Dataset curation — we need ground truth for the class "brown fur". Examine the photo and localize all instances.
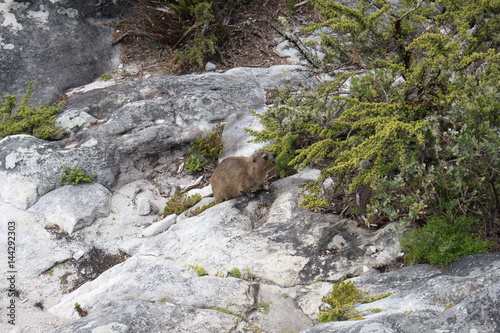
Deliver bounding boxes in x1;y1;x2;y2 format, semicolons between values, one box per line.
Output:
210;151;276;201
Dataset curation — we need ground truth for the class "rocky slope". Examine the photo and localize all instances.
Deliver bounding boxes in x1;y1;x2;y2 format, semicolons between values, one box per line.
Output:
1;1;499;333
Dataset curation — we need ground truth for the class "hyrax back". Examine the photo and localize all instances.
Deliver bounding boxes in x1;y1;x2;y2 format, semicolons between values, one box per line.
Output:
210;150;276;201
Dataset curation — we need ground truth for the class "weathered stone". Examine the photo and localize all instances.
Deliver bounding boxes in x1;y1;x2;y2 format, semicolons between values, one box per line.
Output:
301;253;500;333
0;202;72;277
29;183;112;234
53;300;240;333
55;108;98;137
142;214;177;237
244;284;314;332
0;0;122;105
0;134;118;209
49;256;258;321
220;111;265;159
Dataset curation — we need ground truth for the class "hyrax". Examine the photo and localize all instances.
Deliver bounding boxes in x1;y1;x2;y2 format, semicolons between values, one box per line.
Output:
210;151;277;201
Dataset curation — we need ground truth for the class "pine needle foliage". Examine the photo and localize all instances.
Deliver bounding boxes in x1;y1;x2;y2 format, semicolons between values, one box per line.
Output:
0;82;62;140
318;280;392;322
250;0;500;233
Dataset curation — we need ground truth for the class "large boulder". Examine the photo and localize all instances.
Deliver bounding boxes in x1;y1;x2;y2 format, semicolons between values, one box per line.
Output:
302;253;500;333
0;0;122;105
29;183;112;234
0;201;72;278
53;300;241;333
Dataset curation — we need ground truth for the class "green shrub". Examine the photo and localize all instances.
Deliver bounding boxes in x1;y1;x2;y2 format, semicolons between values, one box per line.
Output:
249;0;500;237
173;1;217;67
185;124;224;172
59;164;97;185
121;0;241;69
188;264;208;276
0;82;62;140
299;194;329;212
229;267;241;278
162;192;202;216
400;215;493;267
318;280;392;322
185;155;206;172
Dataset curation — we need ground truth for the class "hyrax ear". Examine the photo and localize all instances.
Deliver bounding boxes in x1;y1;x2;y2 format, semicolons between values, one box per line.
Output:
252;156;257;163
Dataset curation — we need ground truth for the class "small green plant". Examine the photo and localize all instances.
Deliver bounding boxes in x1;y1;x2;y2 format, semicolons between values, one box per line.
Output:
257;302;271;315
188;264;208;276
59;164;97;185
185;124;224;172
185;156;206;172
318;280;392;323
299;194;329;212
74;302;88;317
400;215;493;267
101;73;112;81
122;1;238;70
0;81;62;140
162;192;202;216
214;271;225;278
242;268;257;281
185;200;217;217
229;267;241;278
173;2;217;67
211;307;246;320
286;0;297;13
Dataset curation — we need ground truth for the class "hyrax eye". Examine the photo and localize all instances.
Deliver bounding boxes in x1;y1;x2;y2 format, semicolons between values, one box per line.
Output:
263;155;268;161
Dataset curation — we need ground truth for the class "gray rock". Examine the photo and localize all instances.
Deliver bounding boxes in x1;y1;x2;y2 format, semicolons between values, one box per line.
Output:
142;214;176;237
0;134;118;209
54;300;240;333
301;253;500;333
49;256;258;320
220;111;265;159
29;183;112;234
205;61;217;71
0;0;121;105
0;201;72;277
55;108;98;137
246;284;314;332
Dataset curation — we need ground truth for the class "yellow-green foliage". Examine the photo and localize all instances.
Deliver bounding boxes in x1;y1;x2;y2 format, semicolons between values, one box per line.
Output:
162;192;202;216
186;124;224;172
299;194;328;212
185;200;217;217
125;1;237;70
173;2;217;67
59;164;97;185
250;0;500;232
188;264;208;276
319;280;392;322
0;82;62;140
229;267;241;278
